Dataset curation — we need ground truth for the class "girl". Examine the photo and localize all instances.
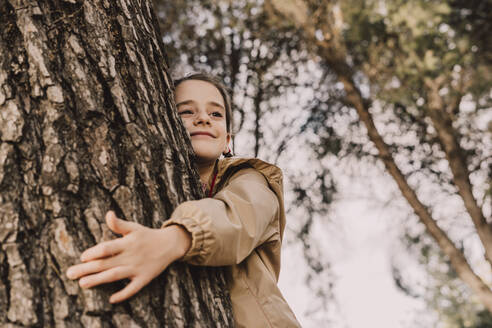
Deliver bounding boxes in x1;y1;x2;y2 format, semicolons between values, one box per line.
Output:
66;73;300;327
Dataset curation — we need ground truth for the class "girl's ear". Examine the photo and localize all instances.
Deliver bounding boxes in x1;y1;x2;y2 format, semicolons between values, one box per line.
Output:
223;133;232;154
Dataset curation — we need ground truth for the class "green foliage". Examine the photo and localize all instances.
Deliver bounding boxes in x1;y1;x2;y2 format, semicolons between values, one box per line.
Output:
328;0;492;196
342;0;490;110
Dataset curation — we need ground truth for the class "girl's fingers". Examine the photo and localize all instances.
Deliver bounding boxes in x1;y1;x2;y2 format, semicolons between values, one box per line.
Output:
106;211;141;235
78;266;130;289
67;258;118;279
109;277;146;303
80;238;125;262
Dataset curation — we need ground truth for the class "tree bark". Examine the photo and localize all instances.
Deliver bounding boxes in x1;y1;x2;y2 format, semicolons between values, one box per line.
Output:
0;0;233;326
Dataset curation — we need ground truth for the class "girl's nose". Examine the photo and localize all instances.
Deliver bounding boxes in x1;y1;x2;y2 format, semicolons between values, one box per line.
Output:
194;109;211;125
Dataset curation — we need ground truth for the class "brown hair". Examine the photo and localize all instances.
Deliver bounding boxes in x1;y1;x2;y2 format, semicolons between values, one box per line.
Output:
174;72;234;134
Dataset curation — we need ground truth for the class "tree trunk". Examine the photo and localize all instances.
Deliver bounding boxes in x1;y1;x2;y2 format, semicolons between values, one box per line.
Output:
0;0;234;326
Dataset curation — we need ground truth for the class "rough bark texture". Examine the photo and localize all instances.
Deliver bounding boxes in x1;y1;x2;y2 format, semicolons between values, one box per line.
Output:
266;0;492;313
0;0;233;326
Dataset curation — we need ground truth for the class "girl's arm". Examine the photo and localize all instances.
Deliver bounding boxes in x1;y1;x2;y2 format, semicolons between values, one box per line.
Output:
66;167;280;302
162;167;280;266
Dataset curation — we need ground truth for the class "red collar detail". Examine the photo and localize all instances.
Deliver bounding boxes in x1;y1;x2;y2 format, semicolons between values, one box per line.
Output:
208;171;218;197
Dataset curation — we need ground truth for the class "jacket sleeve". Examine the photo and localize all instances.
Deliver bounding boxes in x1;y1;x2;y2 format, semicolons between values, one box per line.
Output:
161;167;280;266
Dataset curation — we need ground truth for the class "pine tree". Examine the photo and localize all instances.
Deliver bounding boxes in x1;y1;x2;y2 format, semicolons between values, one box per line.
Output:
0;0;233;326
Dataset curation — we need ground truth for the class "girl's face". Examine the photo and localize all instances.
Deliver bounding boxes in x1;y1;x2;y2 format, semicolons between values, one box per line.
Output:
175;80;231;163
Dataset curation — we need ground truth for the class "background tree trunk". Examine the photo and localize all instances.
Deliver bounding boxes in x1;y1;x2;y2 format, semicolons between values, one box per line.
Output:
0;0;234;326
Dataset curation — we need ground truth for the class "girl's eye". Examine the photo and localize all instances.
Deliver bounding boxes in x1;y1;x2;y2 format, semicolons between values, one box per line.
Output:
211;111;223;118
178;109;193;115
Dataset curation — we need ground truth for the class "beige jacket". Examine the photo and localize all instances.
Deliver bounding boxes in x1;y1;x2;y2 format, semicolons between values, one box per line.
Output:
162;158;301;327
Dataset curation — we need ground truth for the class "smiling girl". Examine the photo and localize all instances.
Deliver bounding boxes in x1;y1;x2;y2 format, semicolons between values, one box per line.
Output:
66;73;300;327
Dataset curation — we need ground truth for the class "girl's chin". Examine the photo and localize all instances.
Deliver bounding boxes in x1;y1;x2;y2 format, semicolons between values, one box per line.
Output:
193;152;222;164
191;144;224;162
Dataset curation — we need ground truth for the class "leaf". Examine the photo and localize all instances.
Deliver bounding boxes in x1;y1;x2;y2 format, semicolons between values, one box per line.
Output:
423;50;438;71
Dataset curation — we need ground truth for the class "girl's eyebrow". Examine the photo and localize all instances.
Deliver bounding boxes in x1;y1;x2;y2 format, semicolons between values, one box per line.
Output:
208;101;225;110
176;100;194;107
176;99;225;110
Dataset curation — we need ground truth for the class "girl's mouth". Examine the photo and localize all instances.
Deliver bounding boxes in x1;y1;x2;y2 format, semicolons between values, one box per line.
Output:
191;132;215;138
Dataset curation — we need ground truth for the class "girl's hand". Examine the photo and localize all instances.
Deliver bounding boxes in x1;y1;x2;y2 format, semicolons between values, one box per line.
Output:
66;211;191;303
